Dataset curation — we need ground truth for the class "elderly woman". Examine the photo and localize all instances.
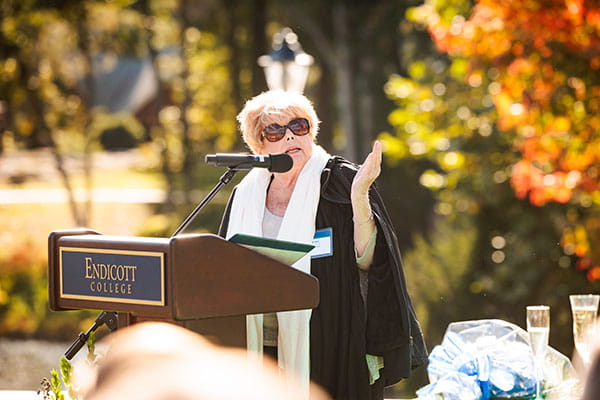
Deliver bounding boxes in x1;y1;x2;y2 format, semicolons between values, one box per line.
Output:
219;90;427;400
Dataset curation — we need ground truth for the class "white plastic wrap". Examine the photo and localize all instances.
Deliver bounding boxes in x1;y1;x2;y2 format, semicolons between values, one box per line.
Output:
416;319;581;400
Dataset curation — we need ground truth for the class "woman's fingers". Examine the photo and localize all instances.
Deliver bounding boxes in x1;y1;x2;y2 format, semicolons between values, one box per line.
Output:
352;141;382;194
362;141;382;179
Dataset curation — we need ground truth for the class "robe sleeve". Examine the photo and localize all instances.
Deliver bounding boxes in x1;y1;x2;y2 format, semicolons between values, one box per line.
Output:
365;210;407;354
366;187;429;384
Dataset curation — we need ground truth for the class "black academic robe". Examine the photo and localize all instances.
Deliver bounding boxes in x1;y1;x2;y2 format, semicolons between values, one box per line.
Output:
219;156;428;400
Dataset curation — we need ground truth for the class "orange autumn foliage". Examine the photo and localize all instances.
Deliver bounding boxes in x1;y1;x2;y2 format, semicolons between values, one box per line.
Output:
413;0;600;280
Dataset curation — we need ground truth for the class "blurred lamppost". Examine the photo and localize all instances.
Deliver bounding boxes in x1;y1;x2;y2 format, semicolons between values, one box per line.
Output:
258;27;313;93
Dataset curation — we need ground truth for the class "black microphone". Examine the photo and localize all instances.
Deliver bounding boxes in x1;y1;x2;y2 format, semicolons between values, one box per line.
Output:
205;153;293;173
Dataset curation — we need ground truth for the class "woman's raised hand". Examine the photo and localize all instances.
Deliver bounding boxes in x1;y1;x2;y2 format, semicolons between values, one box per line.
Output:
351;141;382;197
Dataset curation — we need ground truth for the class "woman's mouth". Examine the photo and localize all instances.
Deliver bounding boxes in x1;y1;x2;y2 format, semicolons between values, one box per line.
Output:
285;147;302;155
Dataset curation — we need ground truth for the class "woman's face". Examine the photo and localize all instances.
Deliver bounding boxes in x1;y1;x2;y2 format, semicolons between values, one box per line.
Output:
258;117;314;176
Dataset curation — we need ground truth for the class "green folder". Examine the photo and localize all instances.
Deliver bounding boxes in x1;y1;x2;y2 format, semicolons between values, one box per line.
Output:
228;233;315;266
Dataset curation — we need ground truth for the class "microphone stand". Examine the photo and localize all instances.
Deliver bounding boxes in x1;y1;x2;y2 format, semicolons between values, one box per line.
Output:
171;168;238;237
64;311;118;360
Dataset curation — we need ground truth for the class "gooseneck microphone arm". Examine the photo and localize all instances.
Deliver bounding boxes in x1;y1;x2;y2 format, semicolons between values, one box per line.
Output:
171;168;238;237
64;311;118;360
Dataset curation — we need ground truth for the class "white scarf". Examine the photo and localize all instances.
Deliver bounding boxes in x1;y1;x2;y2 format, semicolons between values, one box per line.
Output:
225;144;331;397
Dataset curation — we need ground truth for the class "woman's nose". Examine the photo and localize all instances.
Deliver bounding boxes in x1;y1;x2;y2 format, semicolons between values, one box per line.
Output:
285;127;295;140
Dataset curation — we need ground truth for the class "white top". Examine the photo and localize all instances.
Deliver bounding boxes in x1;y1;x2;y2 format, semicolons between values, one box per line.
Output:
262;207;283;347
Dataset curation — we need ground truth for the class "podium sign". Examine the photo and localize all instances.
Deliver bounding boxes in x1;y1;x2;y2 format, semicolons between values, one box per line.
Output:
60;247;164;306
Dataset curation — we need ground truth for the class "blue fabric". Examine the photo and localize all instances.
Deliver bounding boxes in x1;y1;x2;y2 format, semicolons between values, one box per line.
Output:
417;331;537;400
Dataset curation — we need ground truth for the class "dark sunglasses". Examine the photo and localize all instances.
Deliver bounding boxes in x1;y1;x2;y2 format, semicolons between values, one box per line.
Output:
262;118;310;142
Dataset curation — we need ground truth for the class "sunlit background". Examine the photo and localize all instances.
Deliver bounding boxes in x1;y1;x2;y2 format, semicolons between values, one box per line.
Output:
1;0;599;396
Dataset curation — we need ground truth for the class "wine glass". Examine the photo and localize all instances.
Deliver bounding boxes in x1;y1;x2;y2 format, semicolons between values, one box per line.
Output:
569;294;599;369
527;305;550;399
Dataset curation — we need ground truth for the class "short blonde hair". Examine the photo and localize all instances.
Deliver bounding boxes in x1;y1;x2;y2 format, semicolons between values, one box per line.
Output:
237;90;320;154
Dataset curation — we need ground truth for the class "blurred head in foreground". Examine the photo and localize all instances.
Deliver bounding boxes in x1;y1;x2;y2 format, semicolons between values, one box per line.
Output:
78;322;330;400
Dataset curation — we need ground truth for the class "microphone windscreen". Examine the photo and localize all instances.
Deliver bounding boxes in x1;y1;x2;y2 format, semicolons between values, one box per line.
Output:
269;153;293;173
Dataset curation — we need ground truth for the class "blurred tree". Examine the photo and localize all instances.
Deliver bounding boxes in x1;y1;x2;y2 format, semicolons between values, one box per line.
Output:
275;0;418;162
66;0;96;225
0;0;155;225
0;0;241;215
1;0;89;225
409;0;600;281
381;0;600;358
140;0;238;210
177;0;269;111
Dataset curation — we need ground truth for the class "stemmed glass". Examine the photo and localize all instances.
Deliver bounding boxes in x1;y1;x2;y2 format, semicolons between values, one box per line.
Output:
569;294;599;369
527;305;550;399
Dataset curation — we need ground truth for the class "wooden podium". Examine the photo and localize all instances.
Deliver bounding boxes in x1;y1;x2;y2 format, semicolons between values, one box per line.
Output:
48;229;319;348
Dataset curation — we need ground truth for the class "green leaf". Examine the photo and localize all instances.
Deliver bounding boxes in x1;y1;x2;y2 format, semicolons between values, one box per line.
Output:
449;58;468;80
50;369;62;397
409;61;427;81
87;330;96;363
60;357;72;387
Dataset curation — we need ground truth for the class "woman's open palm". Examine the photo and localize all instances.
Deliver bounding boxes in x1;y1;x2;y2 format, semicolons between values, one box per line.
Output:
352;141;382;196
